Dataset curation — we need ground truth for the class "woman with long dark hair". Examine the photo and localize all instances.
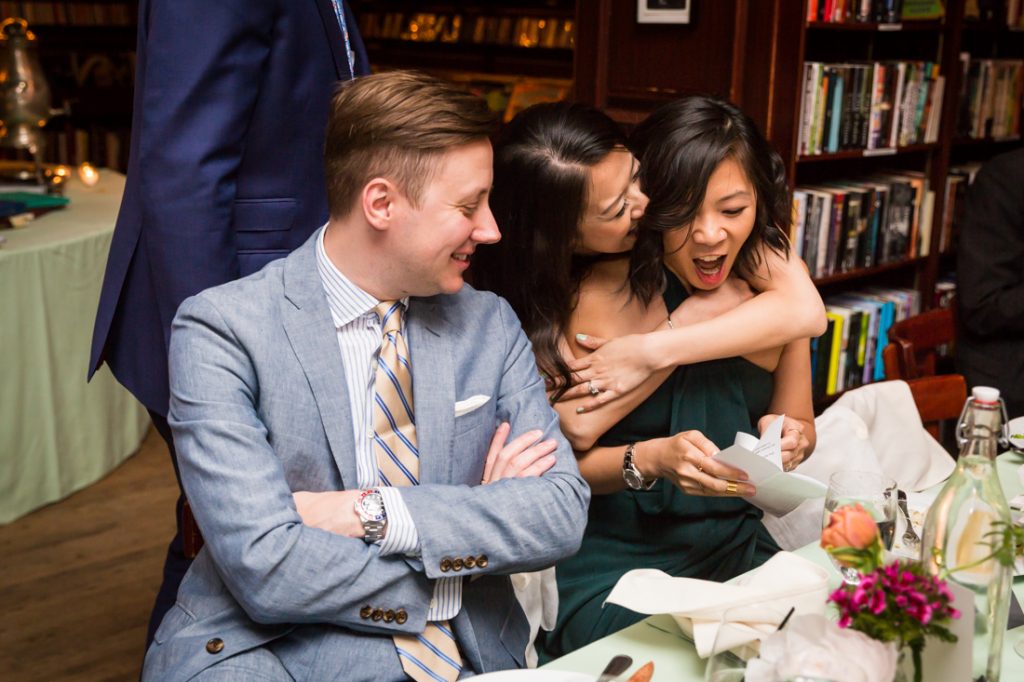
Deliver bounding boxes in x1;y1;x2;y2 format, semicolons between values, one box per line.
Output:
471;97;818;656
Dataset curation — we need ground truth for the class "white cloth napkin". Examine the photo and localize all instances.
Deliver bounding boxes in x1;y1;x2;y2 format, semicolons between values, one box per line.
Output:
604;552;830;658
745;613;897;682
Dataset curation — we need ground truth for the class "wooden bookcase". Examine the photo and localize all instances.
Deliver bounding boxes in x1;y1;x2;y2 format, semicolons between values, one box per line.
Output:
347;0;576;122
574;1;1022;307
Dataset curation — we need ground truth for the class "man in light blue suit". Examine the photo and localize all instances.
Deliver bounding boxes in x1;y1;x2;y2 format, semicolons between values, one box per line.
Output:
143;71;590;681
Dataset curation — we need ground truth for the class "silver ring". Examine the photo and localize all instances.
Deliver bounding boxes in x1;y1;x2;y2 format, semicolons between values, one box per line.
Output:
588;381;600;397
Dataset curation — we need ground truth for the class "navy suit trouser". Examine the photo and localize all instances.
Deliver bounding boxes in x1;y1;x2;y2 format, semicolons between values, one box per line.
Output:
146;411;191;650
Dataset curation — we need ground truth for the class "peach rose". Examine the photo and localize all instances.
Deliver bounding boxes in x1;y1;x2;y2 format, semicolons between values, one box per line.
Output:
821;503;880;552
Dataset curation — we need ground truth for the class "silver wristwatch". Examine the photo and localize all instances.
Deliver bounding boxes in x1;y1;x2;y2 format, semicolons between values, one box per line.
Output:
355;488;388;542
622;442;655;490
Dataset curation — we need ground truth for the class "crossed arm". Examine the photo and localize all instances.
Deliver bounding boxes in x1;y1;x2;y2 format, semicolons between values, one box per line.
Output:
168;293;589;634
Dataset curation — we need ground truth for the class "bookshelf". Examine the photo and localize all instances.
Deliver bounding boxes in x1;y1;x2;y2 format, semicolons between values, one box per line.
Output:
348;1;576;121
577;0;1024;401
0;1;137;172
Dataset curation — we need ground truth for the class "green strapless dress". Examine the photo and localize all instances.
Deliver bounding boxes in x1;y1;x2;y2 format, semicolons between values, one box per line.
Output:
539;272;780;661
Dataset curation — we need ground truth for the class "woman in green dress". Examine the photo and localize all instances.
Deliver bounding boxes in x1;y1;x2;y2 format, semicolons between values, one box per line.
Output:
470;96;818;658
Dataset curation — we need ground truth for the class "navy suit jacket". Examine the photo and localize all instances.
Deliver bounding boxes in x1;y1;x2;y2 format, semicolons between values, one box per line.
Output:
90;0;369;416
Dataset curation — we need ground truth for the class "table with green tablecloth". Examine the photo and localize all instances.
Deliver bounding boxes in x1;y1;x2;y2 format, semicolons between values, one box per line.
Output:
0;171;150;524
544;452;1024;681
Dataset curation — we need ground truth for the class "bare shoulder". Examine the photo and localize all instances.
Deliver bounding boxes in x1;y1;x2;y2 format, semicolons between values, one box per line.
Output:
566;280;666;358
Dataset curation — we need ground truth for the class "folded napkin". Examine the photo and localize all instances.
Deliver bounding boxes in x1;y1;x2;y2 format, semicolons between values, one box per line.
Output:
745;613;897;682
605;552;830;658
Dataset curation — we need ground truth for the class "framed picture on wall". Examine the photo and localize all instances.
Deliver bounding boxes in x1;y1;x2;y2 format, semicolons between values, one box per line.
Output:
637;0;691;24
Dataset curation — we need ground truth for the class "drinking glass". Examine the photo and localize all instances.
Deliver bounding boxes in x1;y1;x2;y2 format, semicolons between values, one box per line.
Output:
703;605;785;682
822;470;898;585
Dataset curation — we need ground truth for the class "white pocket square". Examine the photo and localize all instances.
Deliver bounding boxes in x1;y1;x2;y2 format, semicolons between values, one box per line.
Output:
454;394;490;417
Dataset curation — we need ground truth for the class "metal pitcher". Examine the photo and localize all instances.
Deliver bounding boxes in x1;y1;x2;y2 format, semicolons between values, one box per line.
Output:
0;17;52;157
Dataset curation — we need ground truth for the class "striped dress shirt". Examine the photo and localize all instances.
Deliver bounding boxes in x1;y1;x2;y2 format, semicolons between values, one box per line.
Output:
315;227;461;621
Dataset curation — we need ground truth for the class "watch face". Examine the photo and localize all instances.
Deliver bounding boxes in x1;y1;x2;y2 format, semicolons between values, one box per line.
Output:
360;492;385;521
623;469;643;490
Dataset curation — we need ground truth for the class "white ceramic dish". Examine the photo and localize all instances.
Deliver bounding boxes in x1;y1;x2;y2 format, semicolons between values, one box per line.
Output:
1007;416;1024;452
472;671;593;682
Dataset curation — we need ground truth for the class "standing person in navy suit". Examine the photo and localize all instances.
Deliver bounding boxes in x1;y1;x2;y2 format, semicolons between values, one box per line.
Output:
89;0;369;646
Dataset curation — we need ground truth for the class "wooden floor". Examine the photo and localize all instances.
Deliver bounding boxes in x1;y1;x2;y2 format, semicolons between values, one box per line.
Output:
0;427;176;681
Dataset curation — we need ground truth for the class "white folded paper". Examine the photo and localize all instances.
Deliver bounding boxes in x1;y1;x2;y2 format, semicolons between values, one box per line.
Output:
714;414;827;515
605;552;830;658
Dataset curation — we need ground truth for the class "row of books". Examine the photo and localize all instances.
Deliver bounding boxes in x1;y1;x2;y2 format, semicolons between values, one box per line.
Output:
2;125;131;172
806;0;944;24
0;2;135;26
812;287;924;399
966;0;1024;27
791;171;933;278
954;56;1023;140
797;61;944;156
938;163;983;254
452;76;570;124
357;12;575;49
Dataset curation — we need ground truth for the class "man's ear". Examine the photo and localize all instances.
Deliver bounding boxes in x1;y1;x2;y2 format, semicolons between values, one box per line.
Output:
362;178;397;231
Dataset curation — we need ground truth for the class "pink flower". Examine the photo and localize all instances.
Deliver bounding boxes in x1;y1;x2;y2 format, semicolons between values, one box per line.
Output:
821;504;880;552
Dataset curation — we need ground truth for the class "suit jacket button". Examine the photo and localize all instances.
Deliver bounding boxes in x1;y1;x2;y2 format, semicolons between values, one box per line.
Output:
439;557;453;572
464;556;476;569
205;638;225;654
395;609;408;625
384;609;396;623
452;557;464;571
360;605;373;620
476;554;489;568
372;608;384;622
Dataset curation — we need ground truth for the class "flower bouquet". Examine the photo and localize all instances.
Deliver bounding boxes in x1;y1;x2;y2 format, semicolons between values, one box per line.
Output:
821;504;960;682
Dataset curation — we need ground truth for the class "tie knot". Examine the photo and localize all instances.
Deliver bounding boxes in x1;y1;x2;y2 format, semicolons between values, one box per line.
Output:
374;301;403;336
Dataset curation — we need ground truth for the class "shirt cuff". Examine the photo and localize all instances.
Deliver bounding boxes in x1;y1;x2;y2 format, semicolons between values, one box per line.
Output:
377;487;419;556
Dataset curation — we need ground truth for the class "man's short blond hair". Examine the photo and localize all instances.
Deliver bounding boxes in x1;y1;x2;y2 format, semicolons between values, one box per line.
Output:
324;70;497;218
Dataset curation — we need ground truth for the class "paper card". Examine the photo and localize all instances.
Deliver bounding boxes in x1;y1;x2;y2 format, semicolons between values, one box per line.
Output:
714;414;827;516
897;580;974;682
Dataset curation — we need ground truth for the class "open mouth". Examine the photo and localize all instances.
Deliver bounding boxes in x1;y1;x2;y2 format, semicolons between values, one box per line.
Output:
451;253;471;268
693;255;726;284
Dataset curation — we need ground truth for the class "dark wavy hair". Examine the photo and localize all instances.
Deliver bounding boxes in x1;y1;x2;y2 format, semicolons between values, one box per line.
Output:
629;95;791;284
471;102;662;396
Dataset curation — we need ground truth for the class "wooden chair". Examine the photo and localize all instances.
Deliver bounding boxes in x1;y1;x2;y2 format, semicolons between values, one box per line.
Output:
903;374;968;442
881;306;956;380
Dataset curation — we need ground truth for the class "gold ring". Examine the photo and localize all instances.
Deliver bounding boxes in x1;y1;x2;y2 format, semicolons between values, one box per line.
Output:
725;481;738;495
696;462;704;473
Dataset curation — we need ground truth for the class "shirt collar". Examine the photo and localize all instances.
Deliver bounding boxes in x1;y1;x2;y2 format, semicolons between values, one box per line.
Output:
315;226;408;327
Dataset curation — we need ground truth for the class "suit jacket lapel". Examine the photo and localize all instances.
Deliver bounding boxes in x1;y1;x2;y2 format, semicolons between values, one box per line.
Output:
281;238;359;487
312;0;353;80
407;298;454;485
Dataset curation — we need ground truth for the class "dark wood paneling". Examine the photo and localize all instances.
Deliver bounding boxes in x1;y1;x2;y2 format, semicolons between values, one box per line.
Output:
575;0;742;116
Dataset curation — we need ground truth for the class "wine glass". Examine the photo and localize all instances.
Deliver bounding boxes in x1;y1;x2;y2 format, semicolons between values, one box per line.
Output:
703;604;785;682
822;470;898;585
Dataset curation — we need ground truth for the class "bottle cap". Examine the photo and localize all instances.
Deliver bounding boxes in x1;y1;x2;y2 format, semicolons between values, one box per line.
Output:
971;386;1001;404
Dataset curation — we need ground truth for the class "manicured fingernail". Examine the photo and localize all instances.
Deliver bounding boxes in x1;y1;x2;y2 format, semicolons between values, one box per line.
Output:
575;333;588;342
576;407;585;414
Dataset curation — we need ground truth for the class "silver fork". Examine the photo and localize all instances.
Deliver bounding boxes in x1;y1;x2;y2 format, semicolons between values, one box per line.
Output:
897;489;920;547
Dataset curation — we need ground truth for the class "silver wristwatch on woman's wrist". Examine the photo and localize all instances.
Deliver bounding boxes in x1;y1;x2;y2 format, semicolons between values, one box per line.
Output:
622;442;656;490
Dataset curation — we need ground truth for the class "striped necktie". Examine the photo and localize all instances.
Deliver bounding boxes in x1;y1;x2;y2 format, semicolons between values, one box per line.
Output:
372;301;463;682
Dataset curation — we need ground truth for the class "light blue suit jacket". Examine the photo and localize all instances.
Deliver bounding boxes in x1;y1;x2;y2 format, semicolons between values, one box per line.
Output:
142;234;590;681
